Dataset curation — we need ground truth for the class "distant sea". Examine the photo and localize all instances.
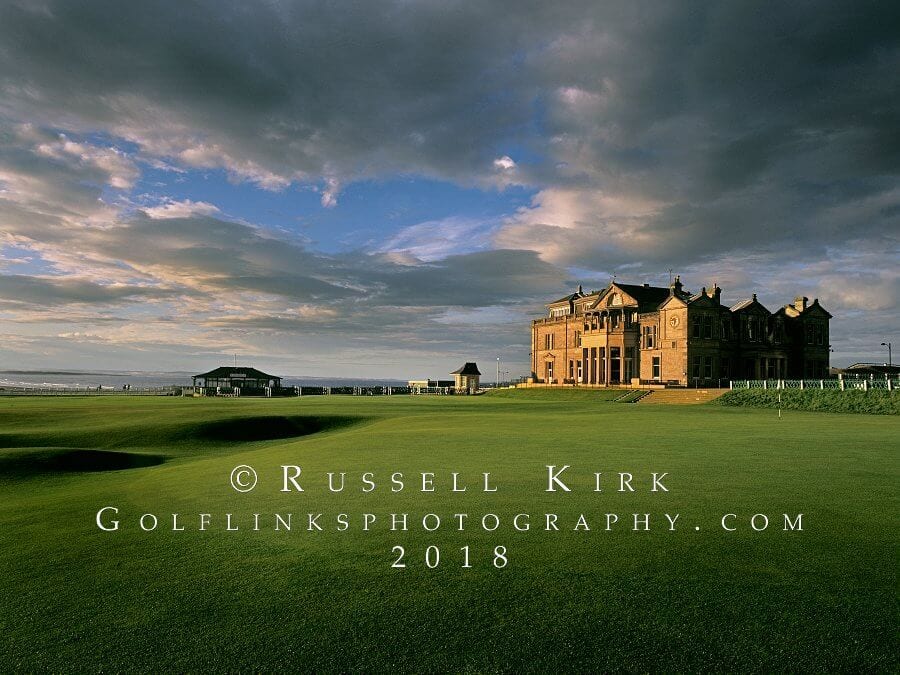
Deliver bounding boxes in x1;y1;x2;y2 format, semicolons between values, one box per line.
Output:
0;370;407;390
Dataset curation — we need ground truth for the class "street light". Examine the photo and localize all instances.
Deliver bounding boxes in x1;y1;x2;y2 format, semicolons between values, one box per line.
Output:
881;342;892;367
496;356;501;387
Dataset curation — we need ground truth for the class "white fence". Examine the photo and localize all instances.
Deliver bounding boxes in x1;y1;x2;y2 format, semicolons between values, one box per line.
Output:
0;386;184;396
731;379;897;391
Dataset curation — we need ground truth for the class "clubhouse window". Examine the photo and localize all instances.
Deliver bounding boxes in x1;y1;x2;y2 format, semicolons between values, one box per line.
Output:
703;356;713;379
544;333;554;350
691;355;701;379
692;316;701;338
652;356;661;380
702;316;712;339
624;347;635;381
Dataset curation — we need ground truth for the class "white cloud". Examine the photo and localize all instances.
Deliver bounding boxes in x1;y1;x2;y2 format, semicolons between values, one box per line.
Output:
143;199;221;219
378;216;499;261
33;133;139;189
320;177;340;208
495;187;665;265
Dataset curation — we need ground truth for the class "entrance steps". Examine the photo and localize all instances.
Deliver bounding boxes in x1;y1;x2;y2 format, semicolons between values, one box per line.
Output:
638;388;729;405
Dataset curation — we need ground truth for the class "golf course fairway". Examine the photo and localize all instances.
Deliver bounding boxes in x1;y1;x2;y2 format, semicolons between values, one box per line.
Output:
1;392;897;672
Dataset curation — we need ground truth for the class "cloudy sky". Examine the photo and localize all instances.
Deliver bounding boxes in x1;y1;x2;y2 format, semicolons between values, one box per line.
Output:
0;0;897;378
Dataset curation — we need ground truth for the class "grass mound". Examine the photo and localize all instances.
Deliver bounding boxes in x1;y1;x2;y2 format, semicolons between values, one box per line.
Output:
485;387;631;401
714;388;899;414
0;448;165;476
190;414;364;442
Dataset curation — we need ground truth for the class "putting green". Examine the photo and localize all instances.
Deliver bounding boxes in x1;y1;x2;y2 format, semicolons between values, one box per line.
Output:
0;394;897;671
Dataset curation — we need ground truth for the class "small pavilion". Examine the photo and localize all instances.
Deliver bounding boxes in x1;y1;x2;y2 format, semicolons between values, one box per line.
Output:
192;366;281;392
451;362;481;394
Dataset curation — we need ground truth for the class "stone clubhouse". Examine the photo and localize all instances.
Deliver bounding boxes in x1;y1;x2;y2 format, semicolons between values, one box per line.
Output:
531;277;832;387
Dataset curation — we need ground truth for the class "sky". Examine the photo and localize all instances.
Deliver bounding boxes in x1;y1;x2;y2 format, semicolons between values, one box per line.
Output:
0;0;897;378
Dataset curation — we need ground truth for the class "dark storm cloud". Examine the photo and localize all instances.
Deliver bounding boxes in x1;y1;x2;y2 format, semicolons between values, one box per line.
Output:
0;274;171;306
0;0;564;188
83;214;567;309
2;1;897;248
496;2;900;272
364;249;567;307
97;213;358;302
0;0;896;368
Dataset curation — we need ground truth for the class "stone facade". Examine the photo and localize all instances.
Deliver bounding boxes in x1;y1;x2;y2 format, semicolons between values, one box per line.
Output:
530;278;832;387
451;362;481;394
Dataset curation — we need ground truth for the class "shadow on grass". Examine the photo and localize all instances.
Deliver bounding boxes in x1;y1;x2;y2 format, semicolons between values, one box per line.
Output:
0;448;166;476
189;415;366;442
0;415;371;452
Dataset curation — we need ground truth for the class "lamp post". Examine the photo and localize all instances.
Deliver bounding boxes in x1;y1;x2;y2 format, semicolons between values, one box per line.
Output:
496;356;501;388
881;342;892;367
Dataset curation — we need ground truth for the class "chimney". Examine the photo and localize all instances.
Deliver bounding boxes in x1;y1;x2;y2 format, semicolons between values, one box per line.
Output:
577;284;583;294
669;274;683;296
794;296;808;312
711;285;722;304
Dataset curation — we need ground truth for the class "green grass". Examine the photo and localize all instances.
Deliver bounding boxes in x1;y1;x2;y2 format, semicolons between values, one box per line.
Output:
484;387;631;401
717;388;899;414
0;394;897;672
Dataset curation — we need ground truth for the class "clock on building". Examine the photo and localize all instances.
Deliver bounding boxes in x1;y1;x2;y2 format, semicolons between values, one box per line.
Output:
670;316;680;327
